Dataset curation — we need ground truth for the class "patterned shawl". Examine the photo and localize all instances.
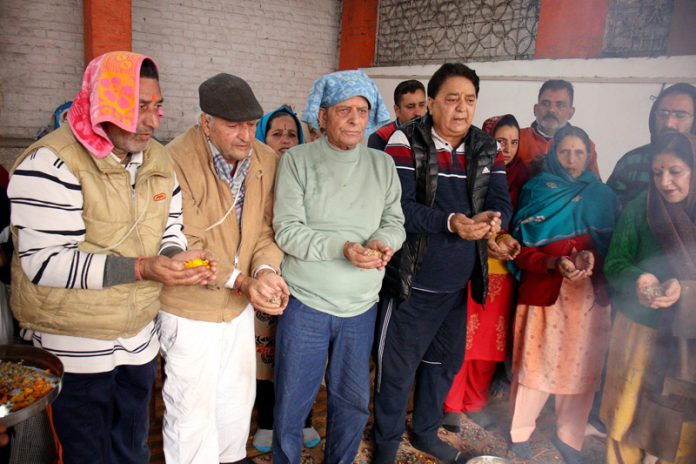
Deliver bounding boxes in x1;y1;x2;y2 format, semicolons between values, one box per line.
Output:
511;131;617;255
67;51;157;159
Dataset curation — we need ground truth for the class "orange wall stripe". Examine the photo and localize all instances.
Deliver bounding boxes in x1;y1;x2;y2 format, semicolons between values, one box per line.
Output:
338;0;378;70
535;0;609;59
83;0;132;64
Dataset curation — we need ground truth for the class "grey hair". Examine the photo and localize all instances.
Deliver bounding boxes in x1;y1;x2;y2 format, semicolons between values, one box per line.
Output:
200;113;215;126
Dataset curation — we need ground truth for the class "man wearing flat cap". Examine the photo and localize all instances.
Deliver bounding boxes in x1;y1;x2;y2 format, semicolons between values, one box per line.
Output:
272;70;406;463
161;73;288;464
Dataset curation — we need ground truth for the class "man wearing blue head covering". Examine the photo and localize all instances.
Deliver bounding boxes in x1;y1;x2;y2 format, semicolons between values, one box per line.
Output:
271;70;405;463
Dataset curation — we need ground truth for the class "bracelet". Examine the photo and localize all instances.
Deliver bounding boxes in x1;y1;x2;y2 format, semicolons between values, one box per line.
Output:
134;256;145;281
495;233;512;244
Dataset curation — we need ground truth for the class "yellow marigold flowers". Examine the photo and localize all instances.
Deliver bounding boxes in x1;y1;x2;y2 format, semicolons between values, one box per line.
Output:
184;258;210;269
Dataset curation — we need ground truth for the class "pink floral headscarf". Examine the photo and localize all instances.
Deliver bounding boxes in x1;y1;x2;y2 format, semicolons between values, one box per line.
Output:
67;51;158;159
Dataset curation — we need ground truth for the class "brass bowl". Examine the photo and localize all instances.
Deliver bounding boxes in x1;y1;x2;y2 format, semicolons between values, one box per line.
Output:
0;344;64;427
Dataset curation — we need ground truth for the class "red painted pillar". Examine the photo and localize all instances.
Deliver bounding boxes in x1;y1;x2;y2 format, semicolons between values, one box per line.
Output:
535;0;609;59
83;0;132;64
338;0;378;70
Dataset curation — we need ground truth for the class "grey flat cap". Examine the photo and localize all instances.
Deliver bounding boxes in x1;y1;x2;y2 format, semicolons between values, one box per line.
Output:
199;73;263;122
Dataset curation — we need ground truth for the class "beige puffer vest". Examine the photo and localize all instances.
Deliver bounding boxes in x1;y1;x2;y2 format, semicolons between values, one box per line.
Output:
10;126;174;339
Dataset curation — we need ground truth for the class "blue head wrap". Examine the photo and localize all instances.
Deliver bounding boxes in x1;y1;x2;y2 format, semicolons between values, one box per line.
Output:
255;105;304;145
301;70;391;136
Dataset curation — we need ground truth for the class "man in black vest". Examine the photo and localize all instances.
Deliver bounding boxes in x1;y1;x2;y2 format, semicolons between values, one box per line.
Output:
372;63;512;464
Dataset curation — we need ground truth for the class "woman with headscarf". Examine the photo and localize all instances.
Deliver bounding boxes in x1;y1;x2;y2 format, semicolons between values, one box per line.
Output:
507;125;618;464
601;132;696;464
251;105;320;453
255;105;304;156
442;114;525;432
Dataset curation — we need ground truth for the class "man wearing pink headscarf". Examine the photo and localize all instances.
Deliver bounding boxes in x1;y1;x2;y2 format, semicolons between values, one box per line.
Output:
7;51;215;463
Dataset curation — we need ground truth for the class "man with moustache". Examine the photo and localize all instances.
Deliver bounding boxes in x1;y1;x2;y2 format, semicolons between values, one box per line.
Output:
272;70;404;464
607;83;696;207
368;79;428;151
7;51;215;463
372;63;512;464
518;79;600;176
162;73;288;464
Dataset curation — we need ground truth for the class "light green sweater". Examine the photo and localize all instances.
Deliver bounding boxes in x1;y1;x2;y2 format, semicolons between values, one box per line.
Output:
273;138;406;317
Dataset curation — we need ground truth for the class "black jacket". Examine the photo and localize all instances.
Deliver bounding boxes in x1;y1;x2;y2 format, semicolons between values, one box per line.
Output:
383;115;503;304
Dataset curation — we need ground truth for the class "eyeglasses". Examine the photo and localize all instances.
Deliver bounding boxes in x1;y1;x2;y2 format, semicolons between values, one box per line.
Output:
655;109;694;120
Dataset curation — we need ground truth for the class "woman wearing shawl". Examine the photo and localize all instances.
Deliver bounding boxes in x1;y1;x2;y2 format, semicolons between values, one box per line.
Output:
508;125;618;463
442;115;525;432
251;105;320;452
255;105;304;155
601;132;696;464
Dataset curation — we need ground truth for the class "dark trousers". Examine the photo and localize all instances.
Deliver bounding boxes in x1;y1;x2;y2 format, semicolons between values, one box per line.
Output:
255;380;312;430
52;358;157;464
373;289;468;457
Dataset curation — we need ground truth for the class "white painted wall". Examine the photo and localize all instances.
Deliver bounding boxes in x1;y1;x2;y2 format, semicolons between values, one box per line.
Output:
365;56;696;179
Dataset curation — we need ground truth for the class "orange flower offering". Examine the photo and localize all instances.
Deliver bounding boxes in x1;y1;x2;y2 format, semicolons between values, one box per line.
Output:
184;258;210;269
0;361;57;412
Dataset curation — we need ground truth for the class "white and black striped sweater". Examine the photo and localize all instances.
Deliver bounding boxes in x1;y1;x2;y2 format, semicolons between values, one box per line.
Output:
8;147;187;373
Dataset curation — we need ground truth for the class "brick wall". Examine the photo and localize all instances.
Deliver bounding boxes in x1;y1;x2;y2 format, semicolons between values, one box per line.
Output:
0;0;83;142
0;0;341;167
132;0;341;140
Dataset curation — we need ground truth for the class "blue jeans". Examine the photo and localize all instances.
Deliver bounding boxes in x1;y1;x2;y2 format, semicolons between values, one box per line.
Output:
273;297;376;464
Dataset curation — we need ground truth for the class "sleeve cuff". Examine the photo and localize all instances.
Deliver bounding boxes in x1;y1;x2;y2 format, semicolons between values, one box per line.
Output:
253;264;278;277
159;244;184;258
104;256;137;287
225;269;242;289
446;213;455;233
328;237;347;260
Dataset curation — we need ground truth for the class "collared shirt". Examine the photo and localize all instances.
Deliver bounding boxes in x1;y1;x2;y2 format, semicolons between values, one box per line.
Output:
209;140;250;222
430;128;466;232
207;140;274;287
531;120;554;140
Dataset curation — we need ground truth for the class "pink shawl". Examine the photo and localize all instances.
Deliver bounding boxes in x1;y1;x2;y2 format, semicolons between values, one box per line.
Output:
67;51;157;159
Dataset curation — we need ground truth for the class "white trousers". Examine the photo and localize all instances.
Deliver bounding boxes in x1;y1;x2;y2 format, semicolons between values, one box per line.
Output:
159;305;256;464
